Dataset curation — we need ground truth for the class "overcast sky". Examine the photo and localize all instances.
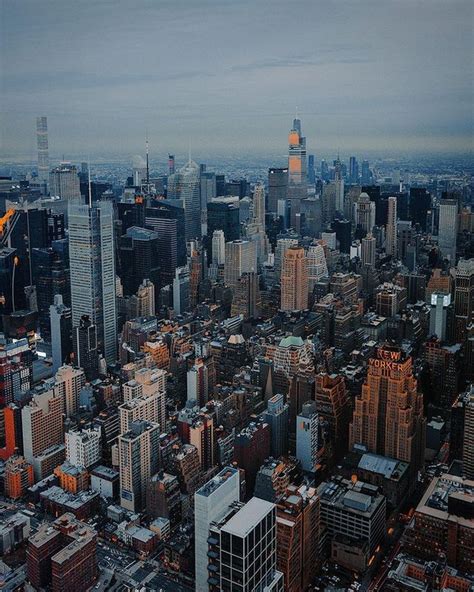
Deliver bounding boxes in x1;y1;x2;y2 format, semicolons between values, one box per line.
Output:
1;0;472;160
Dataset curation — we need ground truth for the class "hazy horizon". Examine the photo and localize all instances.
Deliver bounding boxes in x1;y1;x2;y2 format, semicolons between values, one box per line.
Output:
1;0;473;160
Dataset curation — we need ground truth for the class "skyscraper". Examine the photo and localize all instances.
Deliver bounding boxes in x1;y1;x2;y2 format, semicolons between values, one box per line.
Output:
349;346;425;480
72;315;99;381
50;163;81;201
263;393;289;458
224;239;256;288
211;229;225;265
252;183;265;229
268;167;288;214
168;159;201;241
355;192;376;237
306;243;328;292
287;117;307;224
308;154;316;185
386;195;398;258
438;197;458;262
49;294;72;373
361;233;376;267
349;156;359;184
280;246;308;311
36;116;49;191
68;200;117;363
119;420;160;512
194;467;240;592
296;401;318;473
453;258;474;342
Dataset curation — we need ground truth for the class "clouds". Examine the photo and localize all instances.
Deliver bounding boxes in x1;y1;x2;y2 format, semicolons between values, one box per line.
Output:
0;0;472;158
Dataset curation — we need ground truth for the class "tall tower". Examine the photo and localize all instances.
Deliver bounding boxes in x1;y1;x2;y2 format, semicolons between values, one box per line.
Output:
288;116;307;224
169;159;201;241
224;240;256;288
361;233;376;267
36;116;49;191
68;201;117;364
438;197;458;262
349;346;426;480
386;196;398;258
252;183;265;229
280;246;308;311
355;192;376;236
211;230;225;266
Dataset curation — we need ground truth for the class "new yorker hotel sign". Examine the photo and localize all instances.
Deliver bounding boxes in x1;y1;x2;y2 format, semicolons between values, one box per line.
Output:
369;348;405;371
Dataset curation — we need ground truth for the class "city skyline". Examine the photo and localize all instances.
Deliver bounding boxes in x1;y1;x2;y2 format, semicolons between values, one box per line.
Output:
1;0;473;159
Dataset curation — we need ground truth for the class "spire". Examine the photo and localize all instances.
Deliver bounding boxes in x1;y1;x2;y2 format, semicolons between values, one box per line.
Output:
88;158;92;207
145;132;150;186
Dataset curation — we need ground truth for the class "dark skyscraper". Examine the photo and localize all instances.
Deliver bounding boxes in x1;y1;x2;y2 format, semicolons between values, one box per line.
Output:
409;188;432;231
119;226;160;295
349;156;359;184
308;154;316;185
268;167;288;213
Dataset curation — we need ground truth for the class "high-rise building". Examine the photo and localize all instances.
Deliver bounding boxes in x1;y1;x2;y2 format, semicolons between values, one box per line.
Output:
168;159;201;241
361;160;370;185
438;197;458;262
168;154;175;176
194;467;241;591
146;471;181;525
462;388;474;479
22;386;65;479
118;226;160;296
69;201;117;363
65;427;101;469
349;156;359;184
5;455;34;499
206;200;240;258
315;373;351;464
306;243;328;292
453;258;474;342
72;315;99;381
27;513;97;592
50;163;81;201
263;393;289;458
119;420;160;512
361;233;376;267
121;367;166;434
268;167;288;213
224;240;256;288
280;246;308;311
287;118;307;225
296;401;318;473
173;266;190;314
355;192;376;237
50;294;72;373
308;154;316;185
252;183;265;229
36;116;49;191
409;188;431;231
54;365;85;418
207;496;284;592
276;484;320;591
349;346;426;480
187;358;209;407
386;196;398;258
332;218;351;253
231;271;261;319
274;237;298;277
211;229;225;266
234;420;271;496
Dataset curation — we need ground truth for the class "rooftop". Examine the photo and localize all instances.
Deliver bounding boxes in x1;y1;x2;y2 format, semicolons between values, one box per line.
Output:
222;497;274;537
195;466;239;498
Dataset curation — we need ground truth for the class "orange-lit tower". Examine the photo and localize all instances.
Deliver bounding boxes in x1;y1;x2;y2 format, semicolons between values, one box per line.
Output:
349;345;425;480
280;246;308;311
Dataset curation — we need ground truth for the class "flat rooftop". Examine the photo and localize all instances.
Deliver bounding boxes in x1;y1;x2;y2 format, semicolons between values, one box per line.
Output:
195;466;238;498
222;497;274;538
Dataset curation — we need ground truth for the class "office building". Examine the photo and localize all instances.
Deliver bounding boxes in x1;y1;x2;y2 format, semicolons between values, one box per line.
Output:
296;401;318;473
26;513;97;592
409;188;431;231
280;246;308;311
121;368;166;434
187;358;209;407
65;427;101;469
355;192;376;236
119;420;160;512
268;167;288;214
233;420;271;496
168;159;201;241
349;156;359;184
68;201;117;363
404;473;474;573
308;154;316;184
274;237;298;276
276;484;320;591
349;346;425;479
207;200;240;259
194;467;240;592
224;240;256;288
306;243;328;292
212;229;225;265
207;496;284;591
453;258;474;342
263;393;289;458
146;472;181;525
72;315;99;381
5;455;34;499
119;226;160;296
50;163;81;201
462;389;474;479
50;295;72;373
252;183;265;229
386;196;397;258
361;233;376;267
438;198;458;262
318;477;386;569
22;387;65;480
231;271;261;320
54;365;85;418
36;116;49;189
332;218;351;253
315;373;351;463
173;266;190;314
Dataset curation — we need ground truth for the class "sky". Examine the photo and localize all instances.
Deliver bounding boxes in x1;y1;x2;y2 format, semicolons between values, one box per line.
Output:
0;0;473;160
